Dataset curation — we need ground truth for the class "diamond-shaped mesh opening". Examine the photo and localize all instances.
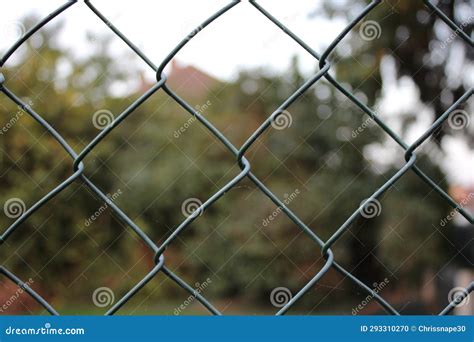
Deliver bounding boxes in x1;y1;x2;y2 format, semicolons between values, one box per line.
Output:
0;0;472;316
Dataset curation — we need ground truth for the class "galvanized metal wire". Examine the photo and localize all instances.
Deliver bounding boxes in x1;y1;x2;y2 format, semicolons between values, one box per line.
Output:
0;0;472;316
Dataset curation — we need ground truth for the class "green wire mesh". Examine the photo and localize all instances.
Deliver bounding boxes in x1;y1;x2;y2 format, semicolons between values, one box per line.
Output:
0;0;473;316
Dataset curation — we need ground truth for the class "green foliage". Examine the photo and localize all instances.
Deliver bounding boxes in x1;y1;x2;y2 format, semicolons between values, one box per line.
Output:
0;14;454;314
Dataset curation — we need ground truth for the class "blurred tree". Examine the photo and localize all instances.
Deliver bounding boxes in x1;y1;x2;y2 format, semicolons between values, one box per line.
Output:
320;0;473;144
0;8;457;314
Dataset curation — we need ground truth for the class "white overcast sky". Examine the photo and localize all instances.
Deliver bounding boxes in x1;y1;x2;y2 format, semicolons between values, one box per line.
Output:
1;0;473;187
1;0;350;78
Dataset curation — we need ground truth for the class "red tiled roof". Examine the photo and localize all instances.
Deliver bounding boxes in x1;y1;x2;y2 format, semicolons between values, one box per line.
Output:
167;60;219;99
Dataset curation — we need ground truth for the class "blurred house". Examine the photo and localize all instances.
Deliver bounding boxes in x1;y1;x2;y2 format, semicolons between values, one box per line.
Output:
139;60;219;100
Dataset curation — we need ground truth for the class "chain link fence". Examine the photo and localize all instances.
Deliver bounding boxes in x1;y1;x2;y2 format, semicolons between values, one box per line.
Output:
0;0;472;316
